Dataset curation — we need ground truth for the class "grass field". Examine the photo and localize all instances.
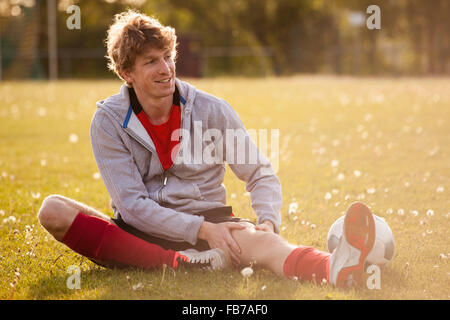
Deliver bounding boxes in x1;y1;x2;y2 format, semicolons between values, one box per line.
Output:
0;76;448;300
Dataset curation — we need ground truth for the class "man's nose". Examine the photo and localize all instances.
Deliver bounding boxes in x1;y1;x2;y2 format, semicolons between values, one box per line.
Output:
158;59;170;74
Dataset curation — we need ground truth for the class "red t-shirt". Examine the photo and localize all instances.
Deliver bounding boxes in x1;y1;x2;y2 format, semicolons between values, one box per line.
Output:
129;87;181;171
137;105;181;171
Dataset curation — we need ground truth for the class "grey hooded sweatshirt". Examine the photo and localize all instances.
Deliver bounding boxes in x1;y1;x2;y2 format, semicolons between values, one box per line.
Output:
90;78;282;246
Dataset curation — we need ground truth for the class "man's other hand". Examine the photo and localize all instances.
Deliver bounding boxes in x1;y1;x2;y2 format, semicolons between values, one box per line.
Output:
197;221;246;266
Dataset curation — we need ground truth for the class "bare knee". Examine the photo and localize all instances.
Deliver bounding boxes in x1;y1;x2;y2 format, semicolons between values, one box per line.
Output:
37;195;77;240
232;226;281;261
231;225;294;274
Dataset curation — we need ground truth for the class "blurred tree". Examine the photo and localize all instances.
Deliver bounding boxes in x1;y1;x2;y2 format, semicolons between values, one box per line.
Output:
0;0;448;79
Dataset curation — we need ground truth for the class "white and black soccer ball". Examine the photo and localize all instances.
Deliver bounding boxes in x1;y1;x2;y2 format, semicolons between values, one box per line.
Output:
326;214;395;267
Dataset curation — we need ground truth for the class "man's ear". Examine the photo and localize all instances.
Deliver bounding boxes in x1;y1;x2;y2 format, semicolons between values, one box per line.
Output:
120;69;133;85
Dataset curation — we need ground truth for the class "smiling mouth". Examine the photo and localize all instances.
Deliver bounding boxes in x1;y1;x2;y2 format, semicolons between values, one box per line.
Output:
155;78;171;83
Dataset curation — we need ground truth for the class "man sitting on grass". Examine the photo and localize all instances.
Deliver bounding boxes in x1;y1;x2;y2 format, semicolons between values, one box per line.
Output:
37;10;376;288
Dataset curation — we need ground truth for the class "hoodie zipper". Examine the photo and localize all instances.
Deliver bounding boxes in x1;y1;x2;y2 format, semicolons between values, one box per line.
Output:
156;100;189;204
158;173;167;203
126;125;166;203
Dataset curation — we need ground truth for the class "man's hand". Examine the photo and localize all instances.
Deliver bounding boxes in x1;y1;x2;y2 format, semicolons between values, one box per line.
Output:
254;220;275;233
197;221;246;265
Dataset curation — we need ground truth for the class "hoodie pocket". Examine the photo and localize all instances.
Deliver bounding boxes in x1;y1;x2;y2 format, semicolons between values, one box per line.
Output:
161;176;204;205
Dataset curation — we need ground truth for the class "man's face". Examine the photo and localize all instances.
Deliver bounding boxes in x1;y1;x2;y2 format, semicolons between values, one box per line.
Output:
124;46;176;99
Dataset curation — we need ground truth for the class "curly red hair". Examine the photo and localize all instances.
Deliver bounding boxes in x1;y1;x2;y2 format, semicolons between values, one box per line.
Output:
105;10;177;86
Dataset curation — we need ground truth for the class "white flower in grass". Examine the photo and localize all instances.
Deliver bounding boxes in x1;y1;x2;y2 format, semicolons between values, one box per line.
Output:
331;160;339;168
132;283;144;290
38;107;47;117
241;267;253;278
3;216;17;224
230;193;236;199
367;188;376;194
336;173;345;181
69;133;79;144
410;210;419;217
40;159;47;167
310;224;316;229
397;209;404;216
288;202;298;214
404;181;410;188
0;210;4;216
386;208;393;215
353;170;361;178
93;172;101;180
261;285;267;291
324;192;332;200
1;171;8;178
426;209;434;217
31;192;41;199
436;186;444;193
428;146;439;157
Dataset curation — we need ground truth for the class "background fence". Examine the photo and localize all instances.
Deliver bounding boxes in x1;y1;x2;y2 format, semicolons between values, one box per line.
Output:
0;0;449;80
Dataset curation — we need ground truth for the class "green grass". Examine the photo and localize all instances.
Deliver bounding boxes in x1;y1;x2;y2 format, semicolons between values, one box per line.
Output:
0;76;448;300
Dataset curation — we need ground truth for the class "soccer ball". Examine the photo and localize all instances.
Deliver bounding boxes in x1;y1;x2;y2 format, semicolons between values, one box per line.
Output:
326;214;395;267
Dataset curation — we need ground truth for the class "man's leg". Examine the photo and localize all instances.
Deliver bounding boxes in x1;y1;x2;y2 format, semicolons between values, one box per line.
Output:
229;202;376;287
37;195;186;269
37;194;115;241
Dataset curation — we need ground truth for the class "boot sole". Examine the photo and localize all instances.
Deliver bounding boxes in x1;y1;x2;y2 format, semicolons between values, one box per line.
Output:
336;202;376;288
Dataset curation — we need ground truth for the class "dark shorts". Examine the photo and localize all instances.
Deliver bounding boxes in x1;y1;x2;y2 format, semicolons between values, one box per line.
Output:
112;206;254;252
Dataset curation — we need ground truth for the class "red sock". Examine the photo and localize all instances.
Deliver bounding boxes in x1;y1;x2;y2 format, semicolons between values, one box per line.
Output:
62;212;181;269
283;246;330;283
